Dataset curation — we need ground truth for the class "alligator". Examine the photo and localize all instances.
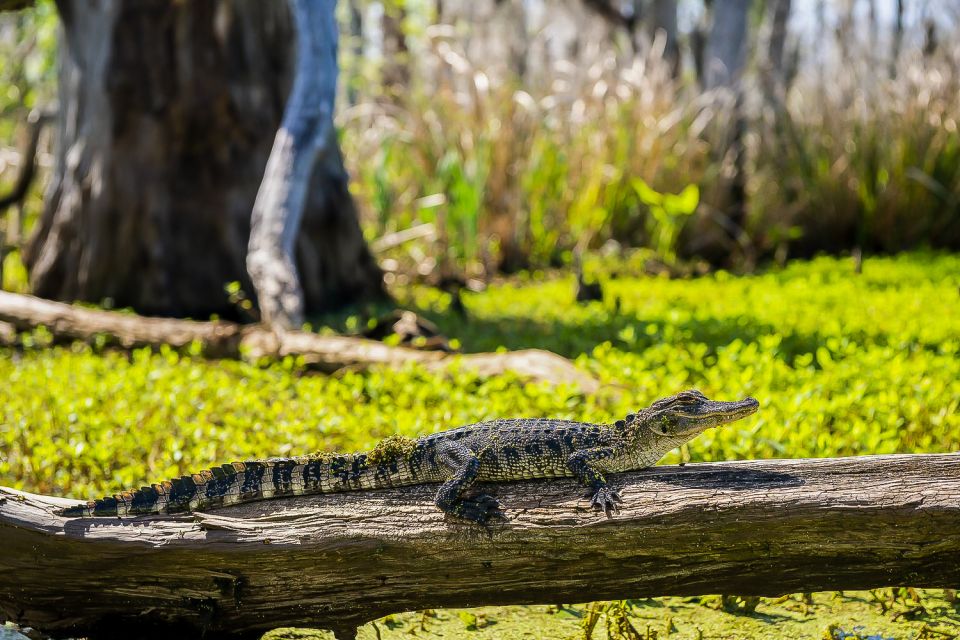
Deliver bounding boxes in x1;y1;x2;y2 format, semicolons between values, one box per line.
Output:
60;390;758;523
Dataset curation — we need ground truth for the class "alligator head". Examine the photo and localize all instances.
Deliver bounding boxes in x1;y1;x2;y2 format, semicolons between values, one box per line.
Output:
638;389;759;438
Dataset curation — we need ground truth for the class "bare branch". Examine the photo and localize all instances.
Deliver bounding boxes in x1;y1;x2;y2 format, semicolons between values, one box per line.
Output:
0;108;54;221
0;290;598;390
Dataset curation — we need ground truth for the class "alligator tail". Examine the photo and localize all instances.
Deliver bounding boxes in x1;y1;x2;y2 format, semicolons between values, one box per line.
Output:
59;446;426;518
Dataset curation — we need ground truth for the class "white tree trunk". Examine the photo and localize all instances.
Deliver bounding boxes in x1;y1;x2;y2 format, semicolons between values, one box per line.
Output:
704;0;751;90
247;0;339;330
760;0;792;103
27;1;382;319
649;0;679;74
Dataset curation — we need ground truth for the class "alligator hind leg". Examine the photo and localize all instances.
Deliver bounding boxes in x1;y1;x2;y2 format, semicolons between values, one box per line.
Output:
434;443;504;524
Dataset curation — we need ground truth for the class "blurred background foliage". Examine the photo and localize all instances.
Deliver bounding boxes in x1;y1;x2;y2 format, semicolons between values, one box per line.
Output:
336;0;960;277
0;0;55;292
1;0;958;284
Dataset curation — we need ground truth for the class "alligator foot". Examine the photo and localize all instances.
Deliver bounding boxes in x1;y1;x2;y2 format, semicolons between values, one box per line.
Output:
589;486;622;515
451;493;505;525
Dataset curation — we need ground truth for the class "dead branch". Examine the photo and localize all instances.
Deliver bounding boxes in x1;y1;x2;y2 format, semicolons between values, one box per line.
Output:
0;290;598;390
370;223;437;254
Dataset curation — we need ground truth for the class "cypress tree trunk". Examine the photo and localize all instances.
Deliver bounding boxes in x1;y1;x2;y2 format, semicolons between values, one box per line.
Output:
24;0;382;319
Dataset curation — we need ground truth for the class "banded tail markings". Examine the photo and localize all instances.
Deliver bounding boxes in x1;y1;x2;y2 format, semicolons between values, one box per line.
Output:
59;443;428;518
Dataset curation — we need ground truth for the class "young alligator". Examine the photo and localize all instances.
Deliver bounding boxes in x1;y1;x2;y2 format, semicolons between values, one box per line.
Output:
60;390;758;524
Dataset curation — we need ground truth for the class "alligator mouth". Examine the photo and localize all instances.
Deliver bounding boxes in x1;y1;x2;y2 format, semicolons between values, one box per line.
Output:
719;397;760;420
678;397;760;422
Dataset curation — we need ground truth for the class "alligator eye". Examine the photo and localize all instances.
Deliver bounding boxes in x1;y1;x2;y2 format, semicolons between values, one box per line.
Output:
661;426;668;434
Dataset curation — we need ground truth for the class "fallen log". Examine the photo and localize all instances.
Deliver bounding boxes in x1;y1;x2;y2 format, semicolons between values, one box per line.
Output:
0;290;598;391
2;453;959;640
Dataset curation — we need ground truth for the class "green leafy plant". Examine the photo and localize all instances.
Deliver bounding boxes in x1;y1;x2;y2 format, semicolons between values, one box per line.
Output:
1;254;959;638
631;180;700;265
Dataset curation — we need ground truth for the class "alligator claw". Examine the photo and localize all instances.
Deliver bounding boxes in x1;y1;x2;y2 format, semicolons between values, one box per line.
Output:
589;487;622;515
455;494;506;525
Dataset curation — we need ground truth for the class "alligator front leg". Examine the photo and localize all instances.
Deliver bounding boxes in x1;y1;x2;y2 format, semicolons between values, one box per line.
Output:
433;442;504;524
567;447;622;515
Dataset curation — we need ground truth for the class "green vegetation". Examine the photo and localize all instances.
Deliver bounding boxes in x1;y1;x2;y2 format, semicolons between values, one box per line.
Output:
4;253;957;496
259;591;960;640
1;253;959;638
0;0;57;138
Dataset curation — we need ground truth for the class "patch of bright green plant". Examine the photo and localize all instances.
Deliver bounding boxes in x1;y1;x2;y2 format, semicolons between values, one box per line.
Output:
2;253;960;640
1;253;958;498
266;591;960;640
631;179;699;266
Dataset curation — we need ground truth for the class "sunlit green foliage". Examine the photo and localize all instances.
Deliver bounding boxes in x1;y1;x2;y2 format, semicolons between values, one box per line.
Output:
1;253;957;499
263;589;960;639
0;0;57;133
631;180;699;265
342;52;712;270
1;254;958;639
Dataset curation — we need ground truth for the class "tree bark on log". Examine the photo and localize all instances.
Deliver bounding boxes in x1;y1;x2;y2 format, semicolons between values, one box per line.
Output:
25;0;382;319
0;290;599;390
2;453;960;639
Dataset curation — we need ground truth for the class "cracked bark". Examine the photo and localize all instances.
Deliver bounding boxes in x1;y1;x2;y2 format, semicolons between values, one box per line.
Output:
2;453;960;639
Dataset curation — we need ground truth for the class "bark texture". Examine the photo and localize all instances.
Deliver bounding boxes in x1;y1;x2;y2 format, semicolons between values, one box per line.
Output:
0;290;599;390
25;0;382;319
2;453;960;640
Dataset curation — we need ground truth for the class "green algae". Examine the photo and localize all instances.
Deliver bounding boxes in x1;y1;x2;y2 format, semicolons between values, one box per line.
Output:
264;591;960;640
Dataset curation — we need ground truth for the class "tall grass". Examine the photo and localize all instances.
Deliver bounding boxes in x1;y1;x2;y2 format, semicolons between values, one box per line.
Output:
340;32;724;273
339;16;960;274
749;41;960;259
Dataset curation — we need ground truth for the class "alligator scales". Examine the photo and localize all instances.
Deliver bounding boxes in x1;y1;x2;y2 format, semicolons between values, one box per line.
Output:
61;390;758;524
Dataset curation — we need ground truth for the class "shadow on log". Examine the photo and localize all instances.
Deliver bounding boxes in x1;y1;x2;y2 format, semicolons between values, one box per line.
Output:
0;290;598;392
3;453;960;639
